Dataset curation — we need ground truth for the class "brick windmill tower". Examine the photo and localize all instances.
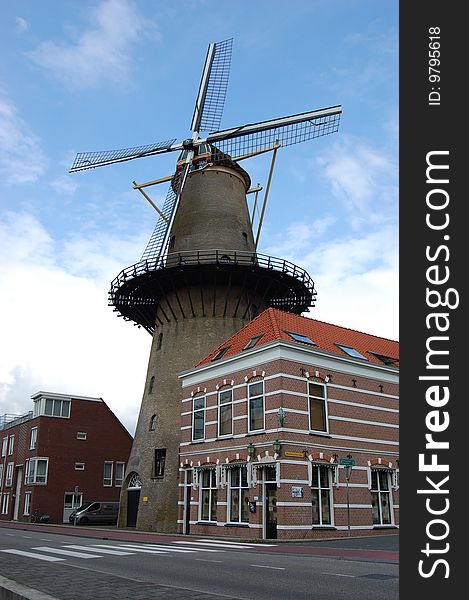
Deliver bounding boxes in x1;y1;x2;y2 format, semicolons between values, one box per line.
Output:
70;39;341;532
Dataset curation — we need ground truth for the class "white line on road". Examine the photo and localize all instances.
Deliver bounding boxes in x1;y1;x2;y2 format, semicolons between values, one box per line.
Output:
195;558;223;563
194;539;277;547
93;544;165;555
174;541;252;549
322;572;356;578
32;546;102;559
65;545;133;556
0;549;64;562
250;564;286;570
118;544;195;553
21;536;33;539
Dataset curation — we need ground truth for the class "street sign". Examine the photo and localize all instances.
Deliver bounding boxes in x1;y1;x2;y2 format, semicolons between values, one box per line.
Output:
340;458;356;466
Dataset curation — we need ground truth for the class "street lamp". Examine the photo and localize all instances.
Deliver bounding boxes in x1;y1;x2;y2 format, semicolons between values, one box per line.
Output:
247;443;256;459
273;439;282;455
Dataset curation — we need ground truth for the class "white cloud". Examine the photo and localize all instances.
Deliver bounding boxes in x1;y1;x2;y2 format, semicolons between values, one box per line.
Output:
315;137;397;230
0;211;151;435
0;92;45;184
29;0;148;89
15;17;29;33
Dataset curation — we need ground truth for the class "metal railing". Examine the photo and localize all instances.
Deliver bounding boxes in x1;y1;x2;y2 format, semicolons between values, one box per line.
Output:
110;249;315;298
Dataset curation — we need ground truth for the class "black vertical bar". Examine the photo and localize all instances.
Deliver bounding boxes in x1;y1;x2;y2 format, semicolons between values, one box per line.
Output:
400;2;464;597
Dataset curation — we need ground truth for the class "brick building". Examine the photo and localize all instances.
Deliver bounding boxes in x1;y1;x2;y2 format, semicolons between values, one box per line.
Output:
0;391;132;524
177;308;399;540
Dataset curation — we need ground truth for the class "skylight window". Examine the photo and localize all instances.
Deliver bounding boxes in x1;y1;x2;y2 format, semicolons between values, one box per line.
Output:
211;346;230;361
368;352;399;366
243;335;263;350
336;344;366;359
285;331;316;346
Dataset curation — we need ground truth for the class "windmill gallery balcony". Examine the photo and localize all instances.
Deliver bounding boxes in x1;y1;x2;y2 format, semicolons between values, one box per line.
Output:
109;250;316;334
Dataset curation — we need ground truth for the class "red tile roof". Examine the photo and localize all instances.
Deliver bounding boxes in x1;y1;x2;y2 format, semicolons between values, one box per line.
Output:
196;308;399;367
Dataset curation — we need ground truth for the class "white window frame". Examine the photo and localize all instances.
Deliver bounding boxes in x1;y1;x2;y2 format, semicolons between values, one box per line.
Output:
115;462;125;487
75;462;85;471
26;457;49;484
218;387;233;437
76;432;87;440
369;468;394;525
248;379;265;432
192;394;206;441
103;461;113;486
5;462;14;487
30;427;38;450
23;491;31;516
198;468;217;522
309;463;334;526
34;397;71;418
228;465;249;524
308;381;329;433
8;435;14;455
1;492;9;515
0;463;4;489
1;437;7;457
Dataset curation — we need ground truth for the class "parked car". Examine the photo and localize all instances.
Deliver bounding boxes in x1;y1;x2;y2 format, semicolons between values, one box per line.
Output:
69;501;119;525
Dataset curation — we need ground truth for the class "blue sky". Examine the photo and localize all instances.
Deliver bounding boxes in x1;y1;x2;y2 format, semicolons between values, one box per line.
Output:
0;0;398;434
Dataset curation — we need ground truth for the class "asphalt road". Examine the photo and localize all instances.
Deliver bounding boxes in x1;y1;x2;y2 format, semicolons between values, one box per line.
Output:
0;527;398;600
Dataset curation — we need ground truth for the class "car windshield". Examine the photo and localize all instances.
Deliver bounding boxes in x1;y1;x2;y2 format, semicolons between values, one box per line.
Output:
75;502;93;512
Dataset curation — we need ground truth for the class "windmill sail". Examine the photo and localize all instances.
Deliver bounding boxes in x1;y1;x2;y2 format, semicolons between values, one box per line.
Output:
191;38;233;134
140;162;192;264
207;106;341;159
70;139;178;173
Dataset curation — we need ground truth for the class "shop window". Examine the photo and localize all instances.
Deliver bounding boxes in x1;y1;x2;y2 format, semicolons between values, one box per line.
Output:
199;469;217;522
229;466;249;523
310;464;332;525
370;469;393;525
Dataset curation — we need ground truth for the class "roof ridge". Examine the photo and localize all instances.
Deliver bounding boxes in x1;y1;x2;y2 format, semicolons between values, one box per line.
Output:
301;313;398;343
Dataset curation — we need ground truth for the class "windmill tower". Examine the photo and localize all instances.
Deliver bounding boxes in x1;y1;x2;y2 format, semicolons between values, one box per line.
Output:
71;39;341;532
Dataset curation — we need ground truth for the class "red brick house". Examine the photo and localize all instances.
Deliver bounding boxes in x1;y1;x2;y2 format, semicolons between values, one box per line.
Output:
177;308;399;540
0;391;132;524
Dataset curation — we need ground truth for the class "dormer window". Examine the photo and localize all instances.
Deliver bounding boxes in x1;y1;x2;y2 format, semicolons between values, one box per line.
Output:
33;397;71;418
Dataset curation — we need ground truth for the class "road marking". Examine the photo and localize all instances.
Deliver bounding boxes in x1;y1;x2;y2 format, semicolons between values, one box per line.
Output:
322;572;356;578
195;558;223;563
118;543;195;554
174;541;252;549
194;539;277;547
93;544;165;555
0;549;64;562
21;536;33;539
65;545;133;556
32;547;102;559
4;533;15;536
250;564;285;570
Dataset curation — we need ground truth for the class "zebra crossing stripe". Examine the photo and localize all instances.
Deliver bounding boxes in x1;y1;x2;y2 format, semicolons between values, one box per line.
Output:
32;547;102;559
118;544;195;553
65;545;133;556
173;541;254;549
0;549;64;562
93;544;166;555
194;539;277;547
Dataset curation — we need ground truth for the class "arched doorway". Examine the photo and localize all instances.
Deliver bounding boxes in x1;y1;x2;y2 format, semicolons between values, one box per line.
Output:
126;472;141;528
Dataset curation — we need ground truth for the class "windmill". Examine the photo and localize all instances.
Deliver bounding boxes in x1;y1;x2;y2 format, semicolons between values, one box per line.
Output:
71;38;341;532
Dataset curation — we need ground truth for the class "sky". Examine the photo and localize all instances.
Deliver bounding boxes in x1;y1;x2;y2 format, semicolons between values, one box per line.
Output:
0;0;398;435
